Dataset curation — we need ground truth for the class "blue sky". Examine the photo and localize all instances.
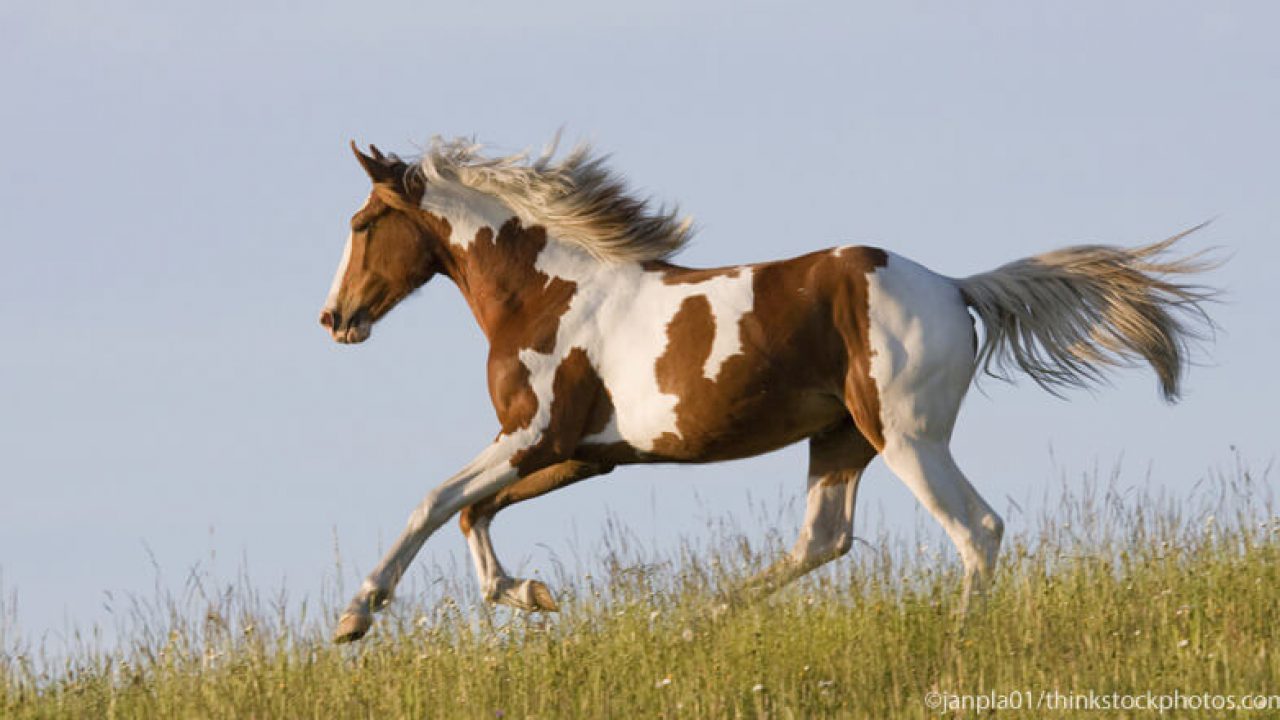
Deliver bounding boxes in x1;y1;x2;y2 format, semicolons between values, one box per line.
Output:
2;1;1277;643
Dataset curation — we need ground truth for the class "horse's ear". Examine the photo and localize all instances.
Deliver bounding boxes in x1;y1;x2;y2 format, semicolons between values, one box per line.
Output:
350;141;424;203
351;141;399;185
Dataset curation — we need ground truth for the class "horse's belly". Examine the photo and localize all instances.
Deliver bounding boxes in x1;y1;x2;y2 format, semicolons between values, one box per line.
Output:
584;381;847;464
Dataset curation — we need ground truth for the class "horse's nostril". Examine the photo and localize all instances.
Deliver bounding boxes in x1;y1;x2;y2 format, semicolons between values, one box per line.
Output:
320;309;337;329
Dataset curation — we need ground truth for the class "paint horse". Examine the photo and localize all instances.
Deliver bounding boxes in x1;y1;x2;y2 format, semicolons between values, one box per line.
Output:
320;138;1214;642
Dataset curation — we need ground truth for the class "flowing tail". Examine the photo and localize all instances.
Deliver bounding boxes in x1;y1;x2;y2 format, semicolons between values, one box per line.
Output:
956;225;1220;401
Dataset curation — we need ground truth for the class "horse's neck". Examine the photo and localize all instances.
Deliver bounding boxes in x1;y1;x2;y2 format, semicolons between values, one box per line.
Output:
442;208;601;347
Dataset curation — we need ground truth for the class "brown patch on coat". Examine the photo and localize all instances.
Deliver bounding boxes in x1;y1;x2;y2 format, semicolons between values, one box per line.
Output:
649;295;718;454
642;261;743;285
461;220;576;353
509;348;615;475
489;355;539;435
648;246;889;460
835;247;888;449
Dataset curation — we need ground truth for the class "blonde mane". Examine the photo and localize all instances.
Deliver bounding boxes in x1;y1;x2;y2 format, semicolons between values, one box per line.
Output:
412;136;693;263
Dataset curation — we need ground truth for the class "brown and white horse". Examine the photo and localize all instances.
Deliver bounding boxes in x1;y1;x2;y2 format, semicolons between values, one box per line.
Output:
320;138;1214;642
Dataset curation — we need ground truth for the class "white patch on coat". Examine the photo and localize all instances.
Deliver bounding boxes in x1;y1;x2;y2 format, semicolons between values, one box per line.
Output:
325;231;354;308
326;195;376;309
512;242;755;451
863;254;1003;600
865;253;976;442
421;182;516;251
702;276;754;381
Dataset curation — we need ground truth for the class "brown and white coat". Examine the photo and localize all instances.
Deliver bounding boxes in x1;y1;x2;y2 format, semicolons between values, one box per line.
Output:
321;139;1215;642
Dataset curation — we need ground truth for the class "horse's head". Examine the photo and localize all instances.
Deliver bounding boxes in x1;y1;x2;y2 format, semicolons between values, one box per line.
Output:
320;143;452;344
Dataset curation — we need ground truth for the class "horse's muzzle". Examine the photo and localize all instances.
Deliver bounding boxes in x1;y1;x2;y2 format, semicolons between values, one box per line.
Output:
320;308;372;344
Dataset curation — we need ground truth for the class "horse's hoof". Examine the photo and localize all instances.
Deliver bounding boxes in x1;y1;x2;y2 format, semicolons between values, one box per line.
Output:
526;580;560;612
488;578;561;612
333;611;373;643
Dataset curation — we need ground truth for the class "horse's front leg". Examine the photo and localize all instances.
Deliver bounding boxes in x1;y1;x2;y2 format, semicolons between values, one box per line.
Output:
333;431;539;643
461;460;610;612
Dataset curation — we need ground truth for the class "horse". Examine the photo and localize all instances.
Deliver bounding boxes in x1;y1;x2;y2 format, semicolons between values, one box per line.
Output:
319;137;1215;643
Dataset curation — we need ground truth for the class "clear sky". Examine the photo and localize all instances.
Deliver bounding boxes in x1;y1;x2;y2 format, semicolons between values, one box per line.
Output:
2;1;1277;644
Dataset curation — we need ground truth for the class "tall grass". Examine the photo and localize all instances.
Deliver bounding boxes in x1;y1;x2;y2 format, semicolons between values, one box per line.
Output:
3;460;1277;718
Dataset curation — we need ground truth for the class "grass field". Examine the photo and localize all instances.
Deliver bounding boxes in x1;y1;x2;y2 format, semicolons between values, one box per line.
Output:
3;462;1277;718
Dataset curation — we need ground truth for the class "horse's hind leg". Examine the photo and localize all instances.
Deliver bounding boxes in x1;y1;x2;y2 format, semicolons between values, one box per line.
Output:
858;257;1003;610
459;460;609;611
879;438;1004;608
738;423;876;598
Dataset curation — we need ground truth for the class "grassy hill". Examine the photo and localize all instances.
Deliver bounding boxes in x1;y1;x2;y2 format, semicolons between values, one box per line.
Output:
4;465;1277;718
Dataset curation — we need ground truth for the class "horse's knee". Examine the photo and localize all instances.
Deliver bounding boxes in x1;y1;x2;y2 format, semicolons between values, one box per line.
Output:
459;504;485;535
